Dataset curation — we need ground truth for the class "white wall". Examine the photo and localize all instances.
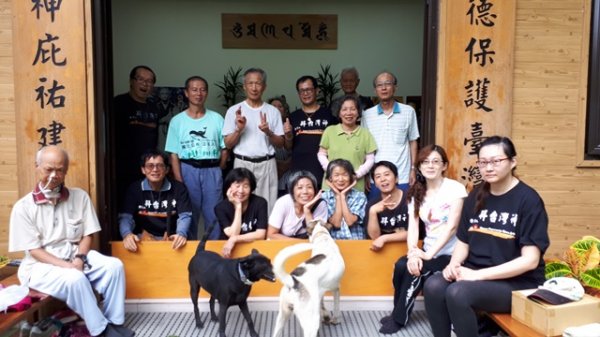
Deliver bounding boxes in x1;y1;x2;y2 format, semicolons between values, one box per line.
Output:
112;0;424;114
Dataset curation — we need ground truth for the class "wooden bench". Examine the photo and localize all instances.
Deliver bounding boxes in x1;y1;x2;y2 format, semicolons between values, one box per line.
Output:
0;274;63;336
487;312;558;337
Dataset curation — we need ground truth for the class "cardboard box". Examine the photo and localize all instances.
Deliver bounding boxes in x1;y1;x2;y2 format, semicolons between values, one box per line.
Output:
511;289;600;337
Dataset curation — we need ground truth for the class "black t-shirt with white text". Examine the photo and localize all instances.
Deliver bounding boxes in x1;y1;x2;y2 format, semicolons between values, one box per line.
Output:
365;191;409;235
215;194;268;240
457;181;549;286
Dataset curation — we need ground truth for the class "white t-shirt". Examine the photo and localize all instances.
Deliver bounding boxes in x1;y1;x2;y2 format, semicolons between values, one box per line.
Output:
268;194;327;237
408;178;467;257
223;100;284;157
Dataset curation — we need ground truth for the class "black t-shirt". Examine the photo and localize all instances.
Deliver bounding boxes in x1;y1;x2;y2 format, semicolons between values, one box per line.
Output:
457;181;549;285
365;191;409;235
121;179;192;237
289;106;338;186
113;93;159;188
214;194;268;240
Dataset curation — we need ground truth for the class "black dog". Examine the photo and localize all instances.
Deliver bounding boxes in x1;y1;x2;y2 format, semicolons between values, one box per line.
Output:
188;241;275;337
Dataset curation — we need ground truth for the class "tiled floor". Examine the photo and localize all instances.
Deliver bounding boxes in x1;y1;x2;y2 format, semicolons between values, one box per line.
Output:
124;310;434;337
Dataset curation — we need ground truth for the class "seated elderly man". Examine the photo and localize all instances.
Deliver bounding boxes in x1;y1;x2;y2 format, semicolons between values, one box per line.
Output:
119;149;192;251
8;145;133;337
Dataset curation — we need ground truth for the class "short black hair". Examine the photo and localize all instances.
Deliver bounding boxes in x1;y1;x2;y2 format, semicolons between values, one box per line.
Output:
287;170;318;201
336;94;363;117
295;75;318;91
224;168;257;192
129;65;156;83
370;160;398;180
140;149;169;167
184;76;208;90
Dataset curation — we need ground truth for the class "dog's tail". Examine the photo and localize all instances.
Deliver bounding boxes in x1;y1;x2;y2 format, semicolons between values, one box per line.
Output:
195;228;210;254
273;242;313;288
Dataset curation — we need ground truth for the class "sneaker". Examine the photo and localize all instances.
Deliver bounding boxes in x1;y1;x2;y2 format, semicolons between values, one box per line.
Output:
379;315;393;325
379;320;403;334
29;318;62;337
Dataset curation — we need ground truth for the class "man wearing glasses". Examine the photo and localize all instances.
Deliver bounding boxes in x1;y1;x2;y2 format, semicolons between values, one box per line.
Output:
118;149;192;251
362;71;420;199
113;65;160;210
288;75;338;188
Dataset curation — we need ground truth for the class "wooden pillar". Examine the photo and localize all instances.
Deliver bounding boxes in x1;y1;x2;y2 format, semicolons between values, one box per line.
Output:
11;0;96;200
437;0;516;190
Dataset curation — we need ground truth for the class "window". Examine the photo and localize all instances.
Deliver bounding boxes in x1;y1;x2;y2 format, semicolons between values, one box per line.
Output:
586;0;600;158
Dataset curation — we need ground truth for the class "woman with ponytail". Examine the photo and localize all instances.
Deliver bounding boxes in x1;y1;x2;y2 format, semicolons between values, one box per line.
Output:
378;145;467;334
423;136;549;337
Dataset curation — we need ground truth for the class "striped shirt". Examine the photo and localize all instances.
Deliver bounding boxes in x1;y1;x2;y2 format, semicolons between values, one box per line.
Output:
362;102;420;184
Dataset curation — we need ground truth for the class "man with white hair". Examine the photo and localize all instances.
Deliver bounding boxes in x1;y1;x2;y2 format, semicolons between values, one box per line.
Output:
329;67;374;119
223;68;284;214
9;146;132;337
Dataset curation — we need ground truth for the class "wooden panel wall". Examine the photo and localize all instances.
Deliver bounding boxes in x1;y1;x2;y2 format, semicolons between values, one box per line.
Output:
1;0;598;262
0;0;18;257
512;0;600;258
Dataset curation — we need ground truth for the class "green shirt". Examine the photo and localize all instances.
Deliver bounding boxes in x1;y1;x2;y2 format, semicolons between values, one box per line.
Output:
320;124;377;192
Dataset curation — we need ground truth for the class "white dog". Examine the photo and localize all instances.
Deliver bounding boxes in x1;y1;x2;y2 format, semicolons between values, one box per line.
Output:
272;220;345;337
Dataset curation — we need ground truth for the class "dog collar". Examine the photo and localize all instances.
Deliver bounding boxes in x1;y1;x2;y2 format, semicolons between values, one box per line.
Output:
238;264;254;285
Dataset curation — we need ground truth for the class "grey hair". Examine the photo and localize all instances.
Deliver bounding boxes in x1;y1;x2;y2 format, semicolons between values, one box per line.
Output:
244;67;267;85
372;71;398;87
341;67;359;79
36;145;70;169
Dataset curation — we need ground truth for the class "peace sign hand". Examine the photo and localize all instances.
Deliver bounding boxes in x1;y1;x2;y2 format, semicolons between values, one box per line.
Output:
258;111;272;135
235;107;247;131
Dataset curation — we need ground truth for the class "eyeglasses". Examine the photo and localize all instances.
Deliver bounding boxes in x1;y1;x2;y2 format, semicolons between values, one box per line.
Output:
476;158;509;168
144;163;166;171
298;88;315;94
421;159;444;166
135;77;154;85
375;81;394;89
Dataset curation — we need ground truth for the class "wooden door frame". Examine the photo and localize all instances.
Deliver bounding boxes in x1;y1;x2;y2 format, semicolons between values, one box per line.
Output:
90;0;439;251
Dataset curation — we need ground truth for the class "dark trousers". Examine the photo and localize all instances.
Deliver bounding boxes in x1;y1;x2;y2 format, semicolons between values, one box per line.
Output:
424;274;521;337
391;254;450;326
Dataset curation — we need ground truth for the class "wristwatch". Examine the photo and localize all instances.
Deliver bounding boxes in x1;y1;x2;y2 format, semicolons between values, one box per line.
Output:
74;254;91;269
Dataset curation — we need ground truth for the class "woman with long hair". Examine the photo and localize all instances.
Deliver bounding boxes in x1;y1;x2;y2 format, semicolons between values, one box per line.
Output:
424;136;549;337
379;145;467;334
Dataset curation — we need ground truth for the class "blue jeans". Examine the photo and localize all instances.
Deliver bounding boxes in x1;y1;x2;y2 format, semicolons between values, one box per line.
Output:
181;163;222;240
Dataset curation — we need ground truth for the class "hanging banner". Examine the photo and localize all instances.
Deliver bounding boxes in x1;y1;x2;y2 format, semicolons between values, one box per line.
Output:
437;0;516;190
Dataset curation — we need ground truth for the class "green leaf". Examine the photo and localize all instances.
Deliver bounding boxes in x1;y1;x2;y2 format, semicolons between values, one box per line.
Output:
571;237;600;255
544;261;573;279
580;267;600;289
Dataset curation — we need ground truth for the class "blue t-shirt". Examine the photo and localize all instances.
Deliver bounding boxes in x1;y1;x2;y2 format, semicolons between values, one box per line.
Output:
165;110;225;159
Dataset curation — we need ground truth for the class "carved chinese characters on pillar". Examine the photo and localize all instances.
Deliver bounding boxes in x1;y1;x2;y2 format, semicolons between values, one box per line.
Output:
14;1;91;194
30;6;68;147
440;0;515;190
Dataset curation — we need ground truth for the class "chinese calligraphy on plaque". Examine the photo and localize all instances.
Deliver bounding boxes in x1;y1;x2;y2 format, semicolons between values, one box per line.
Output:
222;14;337;49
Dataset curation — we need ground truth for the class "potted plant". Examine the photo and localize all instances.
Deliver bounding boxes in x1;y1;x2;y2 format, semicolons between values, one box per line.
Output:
545;235;600;297
215;66;244;108
316;64;340;107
